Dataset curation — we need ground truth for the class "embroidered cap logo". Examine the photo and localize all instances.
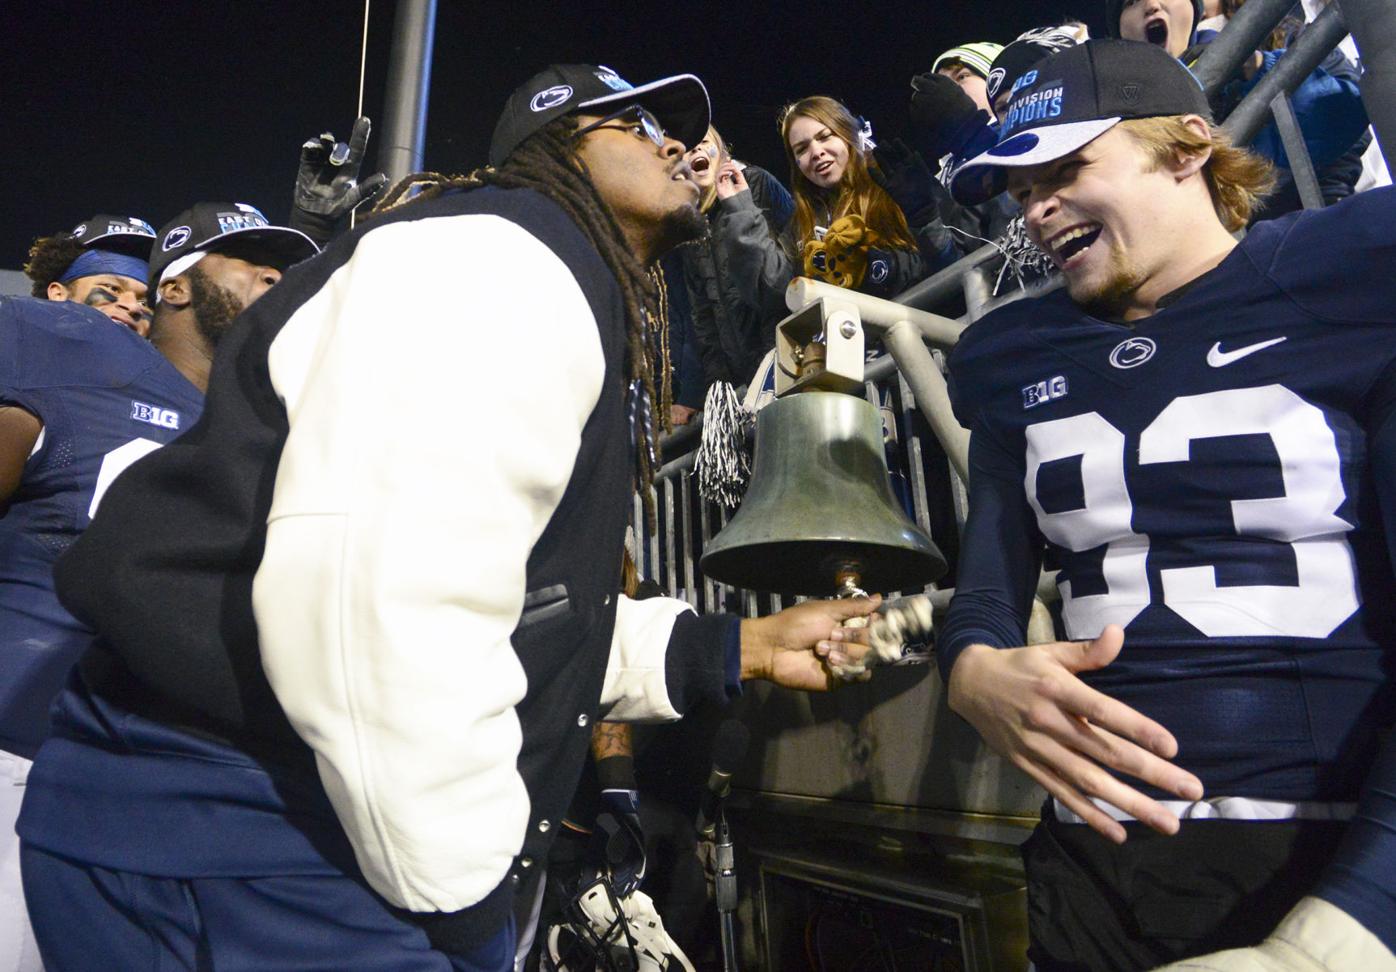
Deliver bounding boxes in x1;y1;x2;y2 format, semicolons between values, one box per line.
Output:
162;226;191;252
986;67;1008;100
529;85;573;112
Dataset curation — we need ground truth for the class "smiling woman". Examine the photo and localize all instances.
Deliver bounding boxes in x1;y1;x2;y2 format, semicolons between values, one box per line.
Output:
704;93;951;332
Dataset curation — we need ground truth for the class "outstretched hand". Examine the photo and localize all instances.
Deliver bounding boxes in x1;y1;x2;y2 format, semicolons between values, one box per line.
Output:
290;116;388;245
739;596;881;691
948;626;1204;843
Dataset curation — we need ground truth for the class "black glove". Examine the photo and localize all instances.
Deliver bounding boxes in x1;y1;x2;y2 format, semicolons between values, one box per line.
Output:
289;116;388;247
908;72;983;161
593;787;646;898
871;138;947;225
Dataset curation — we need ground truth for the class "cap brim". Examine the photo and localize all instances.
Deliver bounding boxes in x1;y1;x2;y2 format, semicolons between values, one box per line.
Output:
579;73;711;151
81;231;157;259
950;117;1120;206
191;225;320;269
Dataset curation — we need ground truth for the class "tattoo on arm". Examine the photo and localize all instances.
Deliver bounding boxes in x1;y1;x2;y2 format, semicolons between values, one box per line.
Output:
590;721;634;761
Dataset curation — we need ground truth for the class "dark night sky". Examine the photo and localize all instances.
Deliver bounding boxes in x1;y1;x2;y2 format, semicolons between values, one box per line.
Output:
3;0;1101;270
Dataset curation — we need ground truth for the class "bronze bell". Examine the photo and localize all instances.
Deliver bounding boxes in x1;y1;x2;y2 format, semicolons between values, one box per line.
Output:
700;391;947;596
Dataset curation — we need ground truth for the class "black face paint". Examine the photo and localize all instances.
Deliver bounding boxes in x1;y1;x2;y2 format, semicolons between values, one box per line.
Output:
82;287;117;308
82;282;151;328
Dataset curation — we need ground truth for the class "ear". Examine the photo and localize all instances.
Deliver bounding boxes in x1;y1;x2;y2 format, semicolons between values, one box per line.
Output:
158;275;192;310
46;281;72;302
1171;114;1214;181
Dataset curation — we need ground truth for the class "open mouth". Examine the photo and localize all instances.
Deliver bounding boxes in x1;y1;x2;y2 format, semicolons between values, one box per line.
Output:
669;163;699;194
815;160;834;178
1145;18;1169;46
690;155;710;174
1048;223;1103;268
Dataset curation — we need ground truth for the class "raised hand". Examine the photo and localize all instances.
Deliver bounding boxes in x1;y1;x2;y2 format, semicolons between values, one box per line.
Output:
290;116;388;245
714;160;749;201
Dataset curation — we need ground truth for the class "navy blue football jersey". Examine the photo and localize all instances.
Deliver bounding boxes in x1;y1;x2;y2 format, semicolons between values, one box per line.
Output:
0;297;202;756
942;187;1396;805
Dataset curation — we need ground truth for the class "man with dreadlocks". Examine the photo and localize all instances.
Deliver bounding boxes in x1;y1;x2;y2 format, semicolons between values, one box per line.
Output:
16;66;876;970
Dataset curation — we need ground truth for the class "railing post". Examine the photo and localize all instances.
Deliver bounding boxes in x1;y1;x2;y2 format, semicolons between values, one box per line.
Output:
1221;4;1348;150
1269;93;1324;208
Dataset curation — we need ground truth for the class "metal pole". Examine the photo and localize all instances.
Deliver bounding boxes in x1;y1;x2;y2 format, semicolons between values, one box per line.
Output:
1222;4;1348;149
883;321;971;483
1339;0;1396;170
1269;93;1324;208
378;0;437;187
1191;0;1296;95
714;810;740;972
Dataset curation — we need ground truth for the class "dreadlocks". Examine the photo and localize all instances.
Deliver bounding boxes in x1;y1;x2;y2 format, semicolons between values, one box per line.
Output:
372;115;674;528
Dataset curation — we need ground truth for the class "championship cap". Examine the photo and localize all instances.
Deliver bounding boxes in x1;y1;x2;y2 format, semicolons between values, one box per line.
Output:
984;25;1087;108
950;39;1211;205
489;64;710;166
67;215;157;258
150;202;319;286
931;42;1005;80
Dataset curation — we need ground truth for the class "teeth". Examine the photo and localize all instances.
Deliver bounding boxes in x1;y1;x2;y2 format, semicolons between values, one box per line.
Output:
1051;224;1099;255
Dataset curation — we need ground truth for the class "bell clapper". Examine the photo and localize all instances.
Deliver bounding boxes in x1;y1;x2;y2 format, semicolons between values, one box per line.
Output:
829;566;874;682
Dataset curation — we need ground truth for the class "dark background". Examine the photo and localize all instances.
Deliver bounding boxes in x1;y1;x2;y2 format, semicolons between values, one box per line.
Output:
2;0;1100;270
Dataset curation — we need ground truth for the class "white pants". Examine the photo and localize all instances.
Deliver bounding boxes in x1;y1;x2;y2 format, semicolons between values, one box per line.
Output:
0;751;42;972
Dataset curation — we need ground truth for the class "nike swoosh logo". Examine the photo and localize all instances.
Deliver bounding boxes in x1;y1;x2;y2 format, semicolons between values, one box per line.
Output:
1207;337;1287;367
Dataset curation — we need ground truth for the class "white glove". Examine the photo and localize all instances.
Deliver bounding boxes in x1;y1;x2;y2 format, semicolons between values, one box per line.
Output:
827;594;934;681
1152;897;1396;972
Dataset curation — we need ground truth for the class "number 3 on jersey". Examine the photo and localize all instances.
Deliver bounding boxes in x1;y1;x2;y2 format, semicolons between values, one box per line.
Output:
1024;385;1359;640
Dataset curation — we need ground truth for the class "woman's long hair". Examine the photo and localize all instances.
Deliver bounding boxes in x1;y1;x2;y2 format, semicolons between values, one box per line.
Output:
778;96;918;253
696;126;730;214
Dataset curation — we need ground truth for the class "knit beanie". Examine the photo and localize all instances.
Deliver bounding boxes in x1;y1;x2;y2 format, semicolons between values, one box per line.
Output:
931;42;1006;79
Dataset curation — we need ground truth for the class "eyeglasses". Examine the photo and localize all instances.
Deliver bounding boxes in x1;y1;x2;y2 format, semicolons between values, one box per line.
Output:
572;104;668;149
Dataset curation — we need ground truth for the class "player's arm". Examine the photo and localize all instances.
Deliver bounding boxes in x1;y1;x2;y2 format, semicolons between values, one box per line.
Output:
936;431;1203;843
598;593;878;722
1293;400;1396;957
251;215;605;941
0;406;42;504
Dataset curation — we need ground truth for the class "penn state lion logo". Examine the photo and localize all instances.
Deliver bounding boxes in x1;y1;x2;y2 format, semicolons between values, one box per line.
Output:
529;85;573;112
986;67;1008;101
162;226;191;252
1109;337;1157;369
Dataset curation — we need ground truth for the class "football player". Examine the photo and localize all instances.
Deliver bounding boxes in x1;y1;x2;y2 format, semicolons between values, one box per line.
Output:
15;65;875;970
915;39;1392;970
24;215;158;337
0;202;314;972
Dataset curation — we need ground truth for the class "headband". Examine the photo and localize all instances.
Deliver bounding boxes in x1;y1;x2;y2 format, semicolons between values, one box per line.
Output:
56;248;150;286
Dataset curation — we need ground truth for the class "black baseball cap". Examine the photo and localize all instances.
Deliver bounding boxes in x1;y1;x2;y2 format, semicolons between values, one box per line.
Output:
951;39;1211;205
150;202;319;285
67;215;157;258
984;26;1086;108
489;64;710;167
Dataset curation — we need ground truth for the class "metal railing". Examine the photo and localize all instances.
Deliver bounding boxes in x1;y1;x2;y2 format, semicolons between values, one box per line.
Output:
633;0;1393;617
